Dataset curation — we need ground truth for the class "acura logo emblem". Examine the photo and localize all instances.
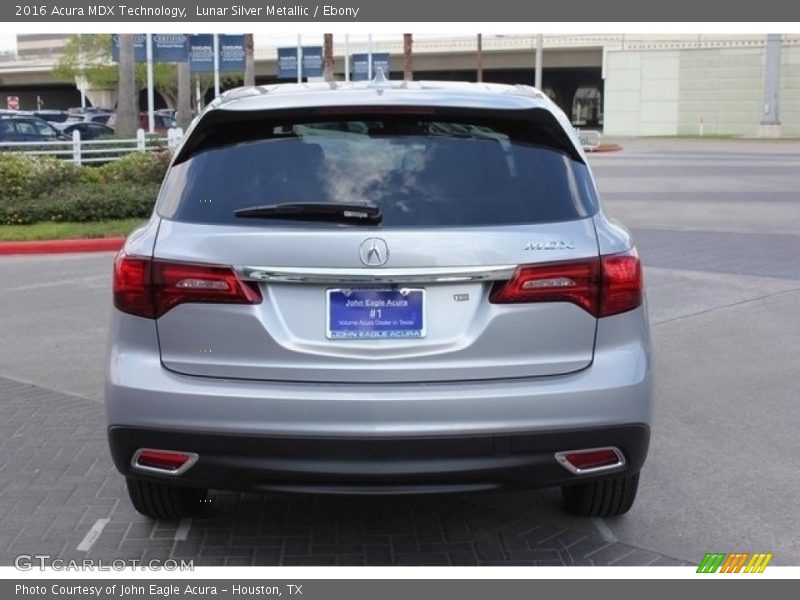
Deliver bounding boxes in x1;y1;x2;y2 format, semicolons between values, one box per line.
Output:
359;238;389;267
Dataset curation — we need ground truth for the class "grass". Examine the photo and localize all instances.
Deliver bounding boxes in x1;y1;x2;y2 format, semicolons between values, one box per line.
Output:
0;219;144;242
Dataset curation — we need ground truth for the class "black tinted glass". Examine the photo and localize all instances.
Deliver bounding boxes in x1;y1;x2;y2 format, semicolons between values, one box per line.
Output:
159;115;598;228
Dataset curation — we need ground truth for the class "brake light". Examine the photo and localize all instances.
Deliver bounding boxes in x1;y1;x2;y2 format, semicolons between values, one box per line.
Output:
489;259;600;312
489;249;642;318
113;252;261;319
113;254;154;318
599;249;643;318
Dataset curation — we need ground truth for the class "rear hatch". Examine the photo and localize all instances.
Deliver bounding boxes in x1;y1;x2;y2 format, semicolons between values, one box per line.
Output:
151;105;600;383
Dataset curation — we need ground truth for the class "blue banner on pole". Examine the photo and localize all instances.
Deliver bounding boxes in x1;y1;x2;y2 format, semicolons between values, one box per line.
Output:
277;46;324;79
113;34;189;62
302;46;324;78
189;35;214;71
111;34;146;62
153;34;189;62
351;53;391;80
277;47;298;79
189;35;245;72
219;34;246;72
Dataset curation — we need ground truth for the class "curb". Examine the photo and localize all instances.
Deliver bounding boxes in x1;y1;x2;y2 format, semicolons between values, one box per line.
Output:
587;144;623;153
0;237;125;256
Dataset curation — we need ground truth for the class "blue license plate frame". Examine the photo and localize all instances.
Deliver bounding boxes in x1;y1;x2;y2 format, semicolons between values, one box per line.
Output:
326;288;426;340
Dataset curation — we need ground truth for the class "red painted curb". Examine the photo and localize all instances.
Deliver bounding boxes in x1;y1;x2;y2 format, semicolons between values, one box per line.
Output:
587;144;623;153
0;237;125;256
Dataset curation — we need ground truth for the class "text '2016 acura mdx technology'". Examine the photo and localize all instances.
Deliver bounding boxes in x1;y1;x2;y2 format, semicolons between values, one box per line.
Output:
106;77;652;520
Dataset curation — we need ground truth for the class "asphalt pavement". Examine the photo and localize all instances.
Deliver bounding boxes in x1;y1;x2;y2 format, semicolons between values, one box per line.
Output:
1;138;798;566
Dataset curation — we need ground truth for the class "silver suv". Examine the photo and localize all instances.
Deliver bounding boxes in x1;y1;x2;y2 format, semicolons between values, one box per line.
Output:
106;79;651;520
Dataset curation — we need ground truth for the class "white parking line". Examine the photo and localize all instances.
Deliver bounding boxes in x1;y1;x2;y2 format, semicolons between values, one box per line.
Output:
76;518;109;552
592;518;617;543
175;518;192;541
3;275;107;293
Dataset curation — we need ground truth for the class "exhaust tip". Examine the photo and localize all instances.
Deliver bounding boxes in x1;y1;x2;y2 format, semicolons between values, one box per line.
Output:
555;447;625;474
131;448;198;475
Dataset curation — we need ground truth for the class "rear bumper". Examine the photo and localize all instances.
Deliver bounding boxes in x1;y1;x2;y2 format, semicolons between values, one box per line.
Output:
106;307;652;437
105;305;652;493
110;424;650;494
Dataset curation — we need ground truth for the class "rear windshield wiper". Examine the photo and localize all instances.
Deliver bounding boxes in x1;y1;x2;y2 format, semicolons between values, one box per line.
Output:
234;202;382;225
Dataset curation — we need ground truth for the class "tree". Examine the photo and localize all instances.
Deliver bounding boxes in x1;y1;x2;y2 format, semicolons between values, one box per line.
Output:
323;34;334;81
176;61;192;130
53;34;243;114
244;34;255;87
116;34;137;137
476;34;483;82
403;34;413;81
53;34;180;108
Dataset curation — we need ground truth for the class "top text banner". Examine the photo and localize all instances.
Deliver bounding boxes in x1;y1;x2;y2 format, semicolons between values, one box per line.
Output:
4;1;800;22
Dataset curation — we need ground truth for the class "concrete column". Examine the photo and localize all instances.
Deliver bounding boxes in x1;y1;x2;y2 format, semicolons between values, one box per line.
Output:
85;88;116;110
760;33;782;137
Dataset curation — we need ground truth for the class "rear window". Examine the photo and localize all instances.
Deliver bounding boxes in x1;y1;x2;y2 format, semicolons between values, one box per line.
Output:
158;110;598;228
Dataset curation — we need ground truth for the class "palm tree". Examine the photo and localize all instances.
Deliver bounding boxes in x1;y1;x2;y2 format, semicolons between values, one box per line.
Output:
116;34;137;137
477;34;483;82
244;34;255;87
324;34;334;81
403;34;413;81
176;61;192;130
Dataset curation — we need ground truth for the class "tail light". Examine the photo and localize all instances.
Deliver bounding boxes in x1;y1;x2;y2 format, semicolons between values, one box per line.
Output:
599;250;643;318
113;252;262;319
489;249;642;318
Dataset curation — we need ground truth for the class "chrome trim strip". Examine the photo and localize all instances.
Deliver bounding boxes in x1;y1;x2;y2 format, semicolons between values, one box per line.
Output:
131;448;199;477
238;265;516;284
554;447;626;475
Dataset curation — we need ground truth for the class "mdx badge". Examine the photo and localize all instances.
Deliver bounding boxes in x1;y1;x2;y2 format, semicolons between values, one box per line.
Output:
524;241;575;251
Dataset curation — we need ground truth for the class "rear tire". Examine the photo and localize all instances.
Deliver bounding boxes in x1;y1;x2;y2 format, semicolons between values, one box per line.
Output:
561;472;639;517
126;477;207;519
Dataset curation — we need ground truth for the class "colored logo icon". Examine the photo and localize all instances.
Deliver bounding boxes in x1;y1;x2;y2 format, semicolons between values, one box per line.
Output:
697;552;773;573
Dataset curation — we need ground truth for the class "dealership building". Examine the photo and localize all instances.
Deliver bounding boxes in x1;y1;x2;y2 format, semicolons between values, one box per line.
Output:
1;33;798;137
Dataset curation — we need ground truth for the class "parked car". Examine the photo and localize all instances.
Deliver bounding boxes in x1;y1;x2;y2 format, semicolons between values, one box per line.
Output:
0;115;69;142
66;108;113;125
55;121;115;140
32;110;70;123
106;112;177;134
107;80;651;520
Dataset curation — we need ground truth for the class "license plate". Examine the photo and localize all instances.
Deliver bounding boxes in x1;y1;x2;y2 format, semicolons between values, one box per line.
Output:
327;288;425;340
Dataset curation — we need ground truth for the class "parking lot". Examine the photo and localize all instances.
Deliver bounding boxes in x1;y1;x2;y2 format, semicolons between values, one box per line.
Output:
1;138;798;566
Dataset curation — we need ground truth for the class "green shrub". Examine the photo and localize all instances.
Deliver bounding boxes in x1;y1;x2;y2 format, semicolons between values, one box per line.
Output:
0;151;171;225
78;166;102;184
0;181;160;225
97;150;172;185
0;154;83;201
